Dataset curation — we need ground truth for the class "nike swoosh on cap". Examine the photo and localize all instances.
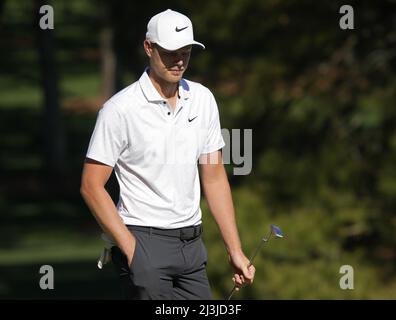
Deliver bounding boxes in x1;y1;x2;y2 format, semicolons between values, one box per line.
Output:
175;26;188;32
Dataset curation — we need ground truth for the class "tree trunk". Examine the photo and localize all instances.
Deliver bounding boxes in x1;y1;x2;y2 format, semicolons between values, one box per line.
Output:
100;26;117;99
0;0;5;19
34;0;66;177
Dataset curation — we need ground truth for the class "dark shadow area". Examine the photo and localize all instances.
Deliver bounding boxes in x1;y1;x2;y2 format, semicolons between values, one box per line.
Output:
0;261;121;299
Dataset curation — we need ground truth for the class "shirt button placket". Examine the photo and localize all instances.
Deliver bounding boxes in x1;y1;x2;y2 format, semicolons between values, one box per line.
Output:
162;101;171;119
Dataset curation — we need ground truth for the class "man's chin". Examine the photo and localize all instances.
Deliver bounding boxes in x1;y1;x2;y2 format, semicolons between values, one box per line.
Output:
167;70;184;81
166;74;183;83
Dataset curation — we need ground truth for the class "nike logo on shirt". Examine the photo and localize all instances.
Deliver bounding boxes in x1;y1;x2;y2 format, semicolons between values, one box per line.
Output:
188;116;197;122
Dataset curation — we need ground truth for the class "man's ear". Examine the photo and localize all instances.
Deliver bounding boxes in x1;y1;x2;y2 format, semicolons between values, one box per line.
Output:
143;40;153;58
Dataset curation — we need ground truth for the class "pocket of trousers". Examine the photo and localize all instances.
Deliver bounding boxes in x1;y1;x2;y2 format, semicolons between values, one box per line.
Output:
201;239;208;265
128;238;140;271
110;239;139;274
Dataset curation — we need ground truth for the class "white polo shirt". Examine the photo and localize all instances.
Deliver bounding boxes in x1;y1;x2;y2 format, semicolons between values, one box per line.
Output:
86;69;225;229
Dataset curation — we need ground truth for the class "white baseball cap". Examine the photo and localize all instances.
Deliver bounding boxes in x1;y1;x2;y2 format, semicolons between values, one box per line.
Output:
146;9;205;51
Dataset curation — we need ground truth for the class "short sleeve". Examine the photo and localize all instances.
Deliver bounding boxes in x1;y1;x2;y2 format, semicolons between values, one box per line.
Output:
85;101;128;167
200;92;225;155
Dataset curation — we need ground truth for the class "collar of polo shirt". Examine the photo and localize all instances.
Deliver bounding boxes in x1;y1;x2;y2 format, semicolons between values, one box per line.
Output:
139;67;190;104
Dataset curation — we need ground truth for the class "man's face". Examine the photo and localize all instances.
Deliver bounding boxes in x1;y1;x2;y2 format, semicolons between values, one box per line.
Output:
144;40;192;83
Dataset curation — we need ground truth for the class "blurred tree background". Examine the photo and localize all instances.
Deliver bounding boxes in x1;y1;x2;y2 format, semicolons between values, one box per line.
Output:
0;0;395;299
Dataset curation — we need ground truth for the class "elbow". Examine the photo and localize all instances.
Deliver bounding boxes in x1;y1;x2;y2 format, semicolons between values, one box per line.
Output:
80;179;96;200
80;183;90;200
80;178;105;200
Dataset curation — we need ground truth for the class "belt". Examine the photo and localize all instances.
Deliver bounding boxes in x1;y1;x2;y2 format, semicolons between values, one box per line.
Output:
126;224;203;240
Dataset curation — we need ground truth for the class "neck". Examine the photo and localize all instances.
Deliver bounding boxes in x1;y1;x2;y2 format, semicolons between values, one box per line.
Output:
148;70;179;99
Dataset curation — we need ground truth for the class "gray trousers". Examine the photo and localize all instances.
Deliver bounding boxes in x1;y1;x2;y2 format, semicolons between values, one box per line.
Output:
111;225;212;300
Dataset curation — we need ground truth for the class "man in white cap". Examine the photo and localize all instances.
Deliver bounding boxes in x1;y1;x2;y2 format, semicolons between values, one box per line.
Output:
81;9;255;299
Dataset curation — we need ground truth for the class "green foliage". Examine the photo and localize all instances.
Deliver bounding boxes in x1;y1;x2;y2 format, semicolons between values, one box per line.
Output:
202;187;396;299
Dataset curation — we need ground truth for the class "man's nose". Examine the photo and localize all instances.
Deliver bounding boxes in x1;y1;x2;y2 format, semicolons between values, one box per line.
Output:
174;57;184;66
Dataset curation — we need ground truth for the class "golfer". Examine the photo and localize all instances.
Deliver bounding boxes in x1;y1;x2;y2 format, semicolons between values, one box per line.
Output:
80;9;255;300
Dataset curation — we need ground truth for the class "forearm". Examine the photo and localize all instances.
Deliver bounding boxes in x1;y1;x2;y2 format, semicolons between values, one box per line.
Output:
202;167;243;255
80;185;134;257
